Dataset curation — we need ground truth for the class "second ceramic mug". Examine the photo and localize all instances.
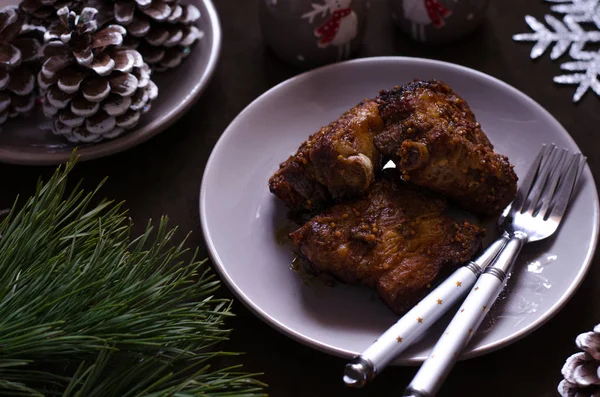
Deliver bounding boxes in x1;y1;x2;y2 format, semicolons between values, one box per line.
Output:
259;0;368;67
389;0;490;43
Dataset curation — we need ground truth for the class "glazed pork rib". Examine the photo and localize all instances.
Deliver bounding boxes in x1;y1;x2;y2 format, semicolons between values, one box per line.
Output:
374;80;518;215
268;99;384;213
290;169;484;315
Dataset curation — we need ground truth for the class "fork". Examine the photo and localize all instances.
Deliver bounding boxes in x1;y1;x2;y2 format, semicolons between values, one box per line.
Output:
343;145;556;388
403;144;586;397
343;234;508;387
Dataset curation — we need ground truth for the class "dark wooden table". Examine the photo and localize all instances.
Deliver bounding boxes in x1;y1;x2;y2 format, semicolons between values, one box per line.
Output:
2;1;599;396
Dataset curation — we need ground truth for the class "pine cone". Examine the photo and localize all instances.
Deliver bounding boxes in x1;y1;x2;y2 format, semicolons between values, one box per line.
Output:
94;0;203;71
0;7;43;124
559;324;600;397
19;0;83;25
39;6;158;143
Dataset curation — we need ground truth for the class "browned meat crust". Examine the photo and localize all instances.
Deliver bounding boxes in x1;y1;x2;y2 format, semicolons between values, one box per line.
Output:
268;99;384;213
374;80;518;215
289;169;484;314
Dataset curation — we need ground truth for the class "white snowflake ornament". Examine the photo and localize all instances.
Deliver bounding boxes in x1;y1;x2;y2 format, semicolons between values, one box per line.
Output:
514;0;600;102
548;0;600;22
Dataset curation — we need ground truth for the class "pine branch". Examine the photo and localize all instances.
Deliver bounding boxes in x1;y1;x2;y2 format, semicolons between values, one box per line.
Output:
0;158;267;397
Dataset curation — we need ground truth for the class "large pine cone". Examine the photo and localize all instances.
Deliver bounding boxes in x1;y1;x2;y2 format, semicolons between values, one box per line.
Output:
19;0;83;24
558;324;600;397
0;7;43;124
39;7;157;143
93;0;203;71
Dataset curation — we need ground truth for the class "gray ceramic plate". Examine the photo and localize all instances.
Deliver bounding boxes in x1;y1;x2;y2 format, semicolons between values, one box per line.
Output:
200;57;599;364
0;0;221;166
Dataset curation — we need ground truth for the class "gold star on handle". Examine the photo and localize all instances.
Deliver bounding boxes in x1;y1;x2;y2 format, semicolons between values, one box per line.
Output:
396;336;403;343
483;305;487;312
417;317;423;323
437;298;443;305
469;329;473;335
456;281;462;287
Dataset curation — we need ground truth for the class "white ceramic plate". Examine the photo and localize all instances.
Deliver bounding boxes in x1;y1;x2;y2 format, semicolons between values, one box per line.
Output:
200;57;599;364
0;0;221;166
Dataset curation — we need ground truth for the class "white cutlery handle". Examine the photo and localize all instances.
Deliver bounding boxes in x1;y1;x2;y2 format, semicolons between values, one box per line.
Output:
343;234;509;388
403;233;526;397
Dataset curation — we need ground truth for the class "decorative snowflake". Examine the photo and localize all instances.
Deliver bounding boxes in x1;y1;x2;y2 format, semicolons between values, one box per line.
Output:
514;0;600;102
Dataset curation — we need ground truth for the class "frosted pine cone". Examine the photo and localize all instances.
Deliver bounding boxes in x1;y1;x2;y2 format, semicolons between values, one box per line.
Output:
0;7;43;124
39;6;157;143
19;0;83;24
93;0;203;71
559;324;600;397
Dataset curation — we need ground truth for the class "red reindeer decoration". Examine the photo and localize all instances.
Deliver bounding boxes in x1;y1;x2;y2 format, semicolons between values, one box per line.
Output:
302;0;358;60
402;0;452;41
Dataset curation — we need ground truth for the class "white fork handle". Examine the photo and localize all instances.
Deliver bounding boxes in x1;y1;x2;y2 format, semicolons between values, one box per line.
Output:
403;233;527;397
343;234;509;387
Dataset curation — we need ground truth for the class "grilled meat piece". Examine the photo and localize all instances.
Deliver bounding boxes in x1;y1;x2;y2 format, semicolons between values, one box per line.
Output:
374;80;518;215
269;99;384;213
290;169;484;314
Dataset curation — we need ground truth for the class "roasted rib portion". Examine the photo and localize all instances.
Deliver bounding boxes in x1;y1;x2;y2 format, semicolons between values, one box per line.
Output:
268;99;384;213
374;80;518;215
290;169;484;314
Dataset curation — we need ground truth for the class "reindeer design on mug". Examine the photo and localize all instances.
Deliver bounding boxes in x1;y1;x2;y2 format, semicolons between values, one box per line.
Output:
403;0;452;41
302;0;358;61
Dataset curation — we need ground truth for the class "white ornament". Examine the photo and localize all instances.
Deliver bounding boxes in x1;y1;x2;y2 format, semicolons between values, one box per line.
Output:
548;0;600;22
514;0;600;102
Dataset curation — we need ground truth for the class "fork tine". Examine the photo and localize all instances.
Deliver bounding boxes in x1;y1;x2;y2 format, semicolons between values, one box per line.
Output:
509;144;554;215
548;153;585;221
538;143;556;169
523;145;563;214
537;148;569;218
577;155;587;180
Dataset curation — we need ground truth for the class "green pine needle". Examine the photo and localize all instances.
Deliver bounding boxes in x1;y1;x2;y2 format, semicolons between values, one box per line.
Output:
0;159;267;397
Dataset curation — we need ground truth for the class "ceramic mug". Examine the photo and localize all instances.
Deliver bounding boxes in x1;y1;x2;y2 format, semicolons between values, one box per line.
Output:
259;0;368;67
389;0;490;42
